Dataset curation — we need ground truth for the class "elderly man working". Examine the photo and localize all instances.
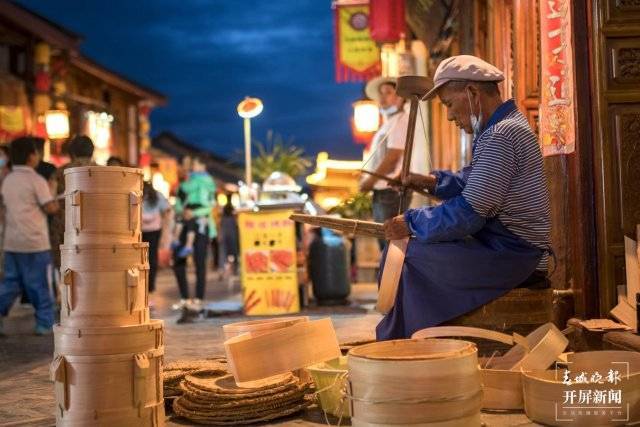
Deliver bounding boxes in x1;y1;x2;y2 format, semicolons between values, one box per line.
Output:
378;55;551;340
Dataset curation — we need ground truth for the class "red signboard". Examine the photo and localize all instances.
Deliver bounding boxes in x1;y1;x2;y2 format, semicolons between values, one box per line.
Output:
539;0;576;156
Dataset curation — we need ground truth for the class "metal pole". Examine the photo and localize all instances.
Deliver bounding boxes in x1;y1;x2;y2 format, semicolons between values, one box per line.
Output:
244;117;252;188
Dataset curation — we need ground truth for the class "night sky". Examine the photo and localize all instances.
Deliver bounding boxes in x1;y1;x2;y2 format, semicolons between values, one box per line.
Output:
17;0;365;161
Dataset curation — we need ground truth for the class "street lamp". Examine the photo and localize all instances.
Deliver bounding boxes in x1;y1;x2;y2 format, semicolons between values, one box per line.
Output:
237;97;263;188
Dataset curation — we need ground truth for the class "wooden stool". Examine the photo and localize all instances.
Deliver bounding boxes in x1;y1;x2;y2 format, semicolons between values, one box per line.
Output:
444;288;553;355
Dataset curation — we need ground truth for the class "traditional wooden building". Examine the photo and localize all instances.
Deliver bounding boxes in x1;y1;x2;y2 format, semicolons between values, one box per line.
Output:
0;0;165;164
402;0;640;322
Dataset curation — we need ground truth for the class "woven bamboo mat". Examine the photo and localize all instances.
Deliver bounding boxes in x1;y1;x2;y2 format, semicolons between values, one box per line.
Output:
171;368;314;425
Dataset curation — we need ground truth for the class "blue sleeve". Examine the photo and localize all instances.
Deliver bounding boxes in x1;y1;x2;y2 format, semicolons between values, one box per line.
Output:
432;166;471;199
404;195;485;243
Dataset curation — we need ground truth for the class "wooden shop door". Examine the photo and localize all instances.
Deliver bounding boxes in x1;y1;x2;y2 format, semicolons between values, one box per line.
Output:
590;0;640;314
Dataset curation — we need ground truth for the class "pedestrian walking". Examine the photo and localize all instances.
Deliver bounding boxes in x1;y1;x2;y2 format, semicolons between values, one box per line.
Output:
0;137;59;335
141;181;170;300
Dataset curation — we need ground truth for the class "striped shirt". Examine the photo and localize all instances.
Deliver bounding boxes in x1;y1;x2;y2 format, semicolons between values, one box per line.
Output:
462;103;551;269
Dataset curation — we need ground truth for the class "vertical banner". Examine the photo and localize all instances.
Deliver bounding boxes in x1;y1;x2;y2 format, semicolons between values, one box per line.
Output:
539;0;576;156
334;1;381;83
239;210;299;315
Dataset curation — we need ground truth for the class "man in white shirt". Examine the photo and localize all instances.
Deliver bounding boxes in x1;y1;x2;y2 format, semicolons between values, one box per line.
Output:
0;137;59;335
359;77;408;248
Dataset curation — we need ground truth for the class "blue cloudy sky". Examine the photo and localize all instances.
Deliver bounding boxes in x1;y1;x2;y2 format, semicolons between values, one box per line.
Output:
17;0;365;160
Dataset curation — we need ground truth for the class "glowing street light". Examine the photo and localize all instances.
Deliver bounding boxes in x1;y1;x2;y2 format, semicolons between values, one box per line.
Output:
237;97;263;188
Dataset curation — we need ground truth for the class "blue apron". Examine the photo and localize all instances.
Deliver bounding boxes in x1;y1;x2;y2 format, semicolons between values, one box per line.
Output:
376;101;544;341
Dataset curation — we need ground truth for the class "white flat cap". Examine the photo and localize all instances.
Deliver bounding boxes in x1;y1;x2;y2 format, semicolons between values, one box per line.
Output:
422;55;504;100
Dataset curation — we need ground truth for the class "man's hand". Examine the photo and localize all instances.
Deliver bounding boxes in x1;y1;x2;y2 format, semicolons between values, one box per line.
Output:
384;215;411;240
359;176;375;193
402;173;437;193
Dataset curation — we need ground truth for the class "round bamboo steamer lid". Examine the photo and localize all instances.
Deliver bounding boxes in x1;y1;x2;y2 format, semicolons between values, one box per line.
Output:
64;166;143;194
348;339;482;426
55;401;164;427
222;316;310;340
64;190;142;245
54;319;163;355
60;243;149;327
51;347;164;422
522;351;640;426
224;318;341;386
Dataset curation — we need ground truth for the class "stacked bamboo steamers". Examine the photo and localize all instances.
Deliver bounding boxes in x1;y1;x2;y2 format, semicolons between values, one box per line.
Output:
51;166;164;427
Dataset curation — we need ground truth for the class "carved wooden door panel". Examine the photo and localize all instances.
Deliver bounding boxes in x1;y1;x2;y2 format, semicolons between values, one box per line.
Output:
591;0;640;314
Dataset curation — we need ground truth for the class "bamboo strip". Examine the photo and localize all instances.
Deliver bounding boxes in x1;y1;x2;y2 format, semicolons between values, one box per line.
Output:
360;170;434;199
224;318;341;385
54;319;163;355
522;351;640;426
625;235;639;308
411;323;569;411
222;316;309;340
376;238;408;314
289;214;385;239
348;339;482;426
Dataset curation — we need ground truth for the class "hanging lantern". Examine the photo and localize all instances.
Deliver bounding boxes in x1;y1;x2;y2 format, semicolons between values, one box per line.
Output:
34;42;51;66
353;99;380;132
352;99;380;145
44;110;70;140
369;0;406;43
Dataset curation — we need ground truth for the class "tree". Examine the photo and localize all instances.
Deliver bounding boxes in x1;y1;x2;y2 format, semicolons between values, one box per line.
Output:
251;130;312;182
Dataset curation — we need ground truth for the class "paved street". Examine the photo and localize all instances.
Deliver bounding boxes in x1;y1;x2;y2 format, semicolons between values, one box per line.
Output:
0;266;536;426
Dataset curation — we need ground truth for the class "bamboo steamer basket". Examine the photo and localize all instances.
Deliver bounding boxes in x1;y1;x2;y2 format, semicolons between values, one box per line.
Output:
64;166;143;245
54;319;163;356
411;323;569;411
522;351;640;426
60;243;149;327
55;402;164;427
307;356;350;418
51;347;164;425
348;339;482;426
222;316;310;340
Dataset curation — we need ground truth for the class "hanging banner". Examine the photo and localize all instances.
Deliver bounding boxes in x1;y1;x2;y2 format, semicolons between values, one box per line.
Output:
238;210;299;315
539;0;576;156
0;106;28;143
334;1;381;83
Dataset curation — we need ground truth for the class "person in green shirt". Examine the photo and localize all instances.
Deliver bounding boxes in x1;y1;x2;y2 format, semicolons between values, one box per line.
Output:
172;157;216;311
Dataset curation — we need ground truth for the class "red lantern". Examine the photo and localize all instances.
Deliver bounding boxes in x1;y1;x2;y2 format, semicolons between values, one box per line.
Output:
369;0;406;43
34;71;51;92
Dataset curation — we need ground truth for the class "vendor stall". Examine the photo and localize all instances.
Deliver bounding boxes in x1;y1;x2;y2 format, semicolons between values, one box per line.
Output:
237;172;307;315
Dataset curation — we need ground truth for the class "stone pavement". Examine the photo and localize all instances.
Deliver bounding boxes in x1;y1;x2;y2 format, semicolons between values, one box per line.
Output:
0;267;537;426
